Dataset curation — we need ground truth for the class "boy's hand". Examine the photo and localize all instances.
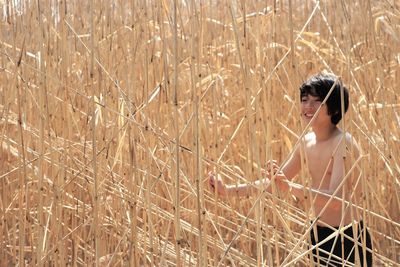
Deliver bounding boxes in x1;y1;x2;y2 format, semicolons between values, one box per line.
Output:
263;160;290;193
263;160;280;177
275;175;290;192
208;171;228;197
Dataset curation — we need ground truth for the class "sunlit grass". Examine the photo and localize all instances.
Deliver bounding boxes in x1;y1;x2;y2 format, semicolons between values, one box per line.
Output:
0;0;399;266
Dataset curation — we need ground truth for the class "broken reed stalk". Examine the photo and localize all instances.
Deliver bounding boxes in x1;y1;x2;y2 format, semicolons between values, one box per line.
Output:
1;0;400;266
15;46;27;267
172;0;182;265
131;16;139;267
189;0;205;265
36;0;46;265
127;2;139;266
89;0;99;266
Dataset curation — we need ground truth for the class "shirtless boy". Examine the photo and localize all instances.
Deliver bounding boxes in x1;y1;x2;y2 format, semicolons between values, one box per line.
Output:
209;73;373;266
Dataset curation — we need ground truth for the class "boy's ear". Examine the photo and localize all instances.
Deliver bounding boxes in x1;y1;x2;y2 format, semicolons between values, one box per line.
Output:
328;110;339;117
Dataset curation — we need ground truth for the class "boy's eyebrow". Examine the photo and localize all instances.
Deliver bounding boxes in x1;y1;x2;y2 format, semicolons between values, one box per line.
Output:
302;95;322;100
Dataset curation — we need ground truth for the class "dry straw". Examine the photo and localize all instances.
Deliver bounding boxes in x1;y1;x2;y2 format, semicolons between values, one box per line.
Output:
0;0;399;266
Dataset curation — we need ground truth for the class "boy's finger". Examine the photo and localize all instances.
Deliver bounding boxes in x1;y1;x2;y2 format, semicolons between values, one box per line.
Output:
209;180;215;188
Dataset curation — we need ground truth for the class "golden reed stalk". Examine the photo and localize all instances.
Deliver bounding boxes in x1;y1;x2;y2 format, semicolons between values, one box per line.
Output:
0;0;399;265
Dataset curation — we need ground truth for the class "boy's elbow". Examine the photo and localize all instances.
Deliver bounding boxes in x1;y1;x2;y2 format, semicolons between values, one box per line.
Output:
317;194;342;211
330;194;345;212
331;200;342;212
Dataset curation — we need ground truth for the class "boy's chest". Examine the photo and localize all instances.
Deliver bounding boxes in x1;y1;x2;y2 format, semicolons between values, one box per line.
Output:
304;143;335;187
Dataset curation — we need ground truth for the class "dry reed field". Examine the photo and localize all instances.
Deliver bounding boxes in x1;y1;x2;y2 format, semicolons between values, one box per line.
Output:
1;0;399;266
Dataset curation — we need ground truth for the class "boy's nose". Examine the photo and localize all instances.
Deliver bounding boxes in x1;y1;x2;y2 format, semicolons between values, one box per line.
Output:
303;101;314;109
303;100;321;109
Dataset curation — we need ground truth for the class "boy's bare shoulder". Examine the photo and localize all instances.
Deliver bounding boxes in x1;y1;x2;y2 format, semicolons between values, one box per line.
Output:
338;130;362;158
340;131;359;148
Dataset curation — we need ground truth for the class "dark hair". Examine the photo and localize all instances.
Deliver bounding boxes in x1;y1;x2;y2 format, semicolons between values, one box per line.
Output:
300;73;349;125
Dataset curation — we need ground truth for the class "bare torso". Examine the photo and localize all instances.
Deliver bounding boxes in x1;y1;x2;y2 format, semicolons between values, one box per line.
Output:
302;129;361;226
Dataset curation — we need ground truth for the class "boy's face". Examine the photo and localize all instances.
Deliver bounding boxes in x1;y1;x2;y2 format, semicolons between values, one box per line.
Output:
300;94;331;126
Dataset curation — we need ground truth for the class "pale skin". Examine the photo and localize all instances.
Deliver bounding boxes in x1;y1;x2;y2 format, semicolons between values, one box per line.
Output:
209;95;362;227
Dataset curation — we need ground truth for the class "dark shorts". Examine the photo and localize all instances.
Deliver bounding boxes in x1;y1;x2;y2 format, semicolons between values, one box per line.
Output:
310;221;373;266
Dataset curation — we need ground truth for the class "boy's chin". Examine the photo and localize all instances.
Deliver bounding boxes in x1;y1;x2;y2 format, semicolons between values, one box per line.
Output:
301;116;313;123
300;117;317;127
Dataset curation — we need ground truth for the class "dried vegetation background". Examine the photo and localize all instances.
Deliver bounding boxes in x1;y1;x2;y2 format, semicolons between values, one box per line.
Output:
0;0;399;266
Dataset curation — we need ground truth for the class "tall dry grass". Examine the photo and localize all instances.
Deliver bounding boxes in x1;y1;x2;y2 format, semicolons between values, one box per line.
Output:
0;0;399;266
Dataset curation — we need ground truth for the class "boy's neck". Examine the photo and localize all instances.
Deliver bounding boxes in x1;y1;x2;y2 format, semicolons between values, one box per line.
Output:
312;123;338;142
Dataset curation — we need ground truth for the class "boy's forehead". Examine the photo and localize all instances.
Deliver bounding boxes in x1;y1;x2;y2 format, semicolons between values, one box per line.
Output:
301;85;319;94
304;94;319;98
302;94;322;100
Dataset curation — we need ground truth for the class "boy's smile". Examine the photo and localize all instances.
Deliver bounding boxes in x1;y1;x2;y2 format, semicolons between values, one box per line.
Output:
300;95;331;126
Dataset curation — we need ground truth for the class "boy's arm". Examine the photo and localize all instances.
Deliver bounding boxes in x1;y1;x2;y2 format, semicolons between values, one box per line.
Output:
209;172;272;198
281;144;301;180
210;143;302;198
225;178;273;198
225;148;302;198
209;168;291;198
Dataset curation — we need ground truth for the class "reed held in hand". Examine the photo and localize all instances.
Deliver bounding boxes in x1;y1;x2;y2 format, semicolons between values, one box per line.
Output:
209;73;373;267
